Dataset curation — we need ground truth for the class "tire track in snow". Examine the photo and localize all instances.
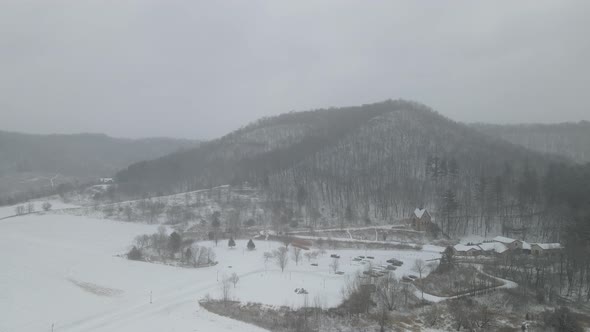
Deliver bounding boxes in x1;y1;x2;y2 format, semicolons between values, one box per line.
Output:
58;269;270;332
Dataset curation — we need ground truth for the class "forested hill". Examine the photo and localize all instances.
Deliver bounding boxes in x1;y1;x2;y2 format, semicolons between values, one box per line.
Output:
117;100;569;239
0;131;198;202
471;121;590;163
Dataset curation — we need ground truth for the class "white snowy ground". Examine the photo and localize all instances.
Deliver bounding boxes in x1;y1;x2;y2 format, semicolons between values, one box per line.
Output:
0;214;440;332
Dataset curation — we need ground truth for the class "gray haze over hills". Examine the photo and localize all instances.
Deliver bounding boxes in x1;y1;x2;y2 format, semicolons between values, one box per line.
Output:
1;1;589;139
472;121;590;163
0;131;198;201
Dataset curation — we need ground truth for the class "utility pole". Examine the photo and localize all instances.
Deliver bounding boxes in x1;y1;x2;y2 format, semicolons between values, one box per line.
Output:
150;290;152;304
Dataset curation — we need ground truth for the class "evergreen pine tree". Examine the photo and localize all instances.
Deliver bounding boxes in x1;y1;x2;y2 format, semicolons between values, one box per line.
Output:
247;239;255;250
228;237;236;248
168;231;182;253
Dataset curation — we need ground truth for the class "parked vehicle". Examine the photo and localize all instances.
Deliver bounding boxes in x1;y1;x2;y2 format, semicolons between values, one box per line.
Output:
386;258;403;266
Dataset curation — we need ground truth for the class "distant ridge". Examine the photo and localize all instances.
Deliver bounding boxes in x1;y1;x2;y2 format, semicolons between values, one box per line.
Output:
471;121;590;163
0;130;199;201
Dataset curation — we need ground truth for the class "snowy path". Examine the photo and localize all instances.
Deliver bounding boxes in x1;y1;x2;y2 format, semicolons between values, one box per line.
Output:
414;264;518;303
59;270;268;332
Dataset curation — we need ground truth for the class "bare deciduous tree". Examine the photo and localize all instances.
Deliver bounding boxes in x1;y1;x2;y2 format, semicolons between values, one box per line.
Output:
376;275;401;311
329;257;340;274
371;306;392;332
26;202;35;214
229;272;240;288
220;275;232;304
413;259;427;300
274;247;289;272
291;247;302;265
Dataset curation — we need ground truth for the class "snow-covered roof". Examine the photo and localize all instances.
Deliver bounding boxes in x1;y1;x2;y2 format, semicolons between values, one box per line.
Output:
492;236;516;244
478;242;509;253
414;208;427;219
521;241;531;250
533;243;562;250
454;244;481;252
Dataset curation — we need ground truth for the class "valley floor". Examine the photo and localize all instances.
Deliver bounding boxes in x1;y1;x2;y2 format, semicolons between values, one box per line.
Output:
0;213;439;332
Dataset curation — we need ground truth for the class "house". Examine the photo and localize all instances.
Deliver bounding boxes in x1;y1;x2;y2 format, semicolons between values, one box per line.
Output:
531;243;562;256
411;208;433;232
519;241;532;255
492;236;519;249
477;242;509;256
492;236;532;254
453;244;482;256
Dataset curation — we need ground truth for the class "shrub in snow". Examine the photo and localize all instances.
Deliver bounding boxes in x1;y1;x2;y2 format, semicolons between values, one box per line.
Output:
228;237;236;248
127;246;143;261
42;202;52;211
14;205;25;215
188;245;216;267
247;239;255;250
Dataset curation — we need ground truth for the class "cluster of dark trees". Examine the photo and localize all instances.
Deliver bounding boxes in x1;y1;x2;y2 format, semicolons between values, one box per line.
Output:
129;227;217;267
479;162;590;303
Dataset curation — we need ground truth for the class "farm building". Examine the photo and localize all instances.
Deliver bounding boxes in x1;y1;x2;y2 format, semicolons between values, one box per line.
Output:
453;244;482;256
477;242;509;255
492;236;531;254
531;243;562;256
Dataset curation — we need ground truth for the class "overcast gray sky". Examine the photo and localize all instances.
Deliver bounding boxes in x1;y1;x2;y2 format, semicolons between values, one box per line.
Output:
1;1;589;139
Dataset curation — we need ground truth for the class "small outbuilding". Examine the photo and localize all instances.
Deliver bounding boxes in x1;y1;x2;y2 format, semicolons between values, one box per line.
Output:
531;243;562;256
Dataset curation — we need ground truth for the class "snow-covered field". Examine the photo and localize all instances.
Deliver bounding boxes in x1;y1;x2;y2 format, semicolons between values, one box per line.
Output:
0;213;440;332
